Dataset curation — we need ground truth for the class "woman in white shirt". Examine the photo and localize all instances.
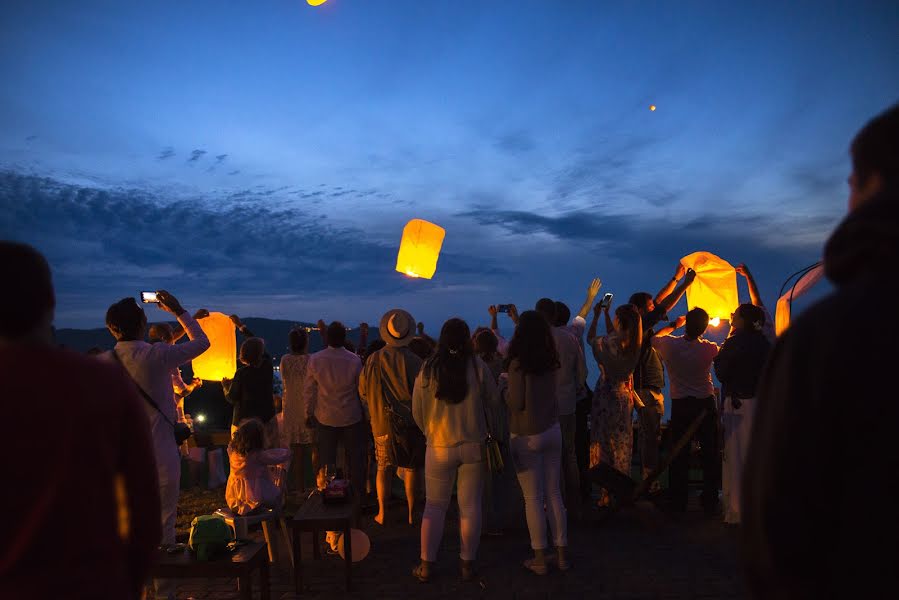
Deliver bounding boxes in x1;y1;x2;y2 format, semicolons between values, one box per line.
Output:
280;327;314;493
412;318;499;583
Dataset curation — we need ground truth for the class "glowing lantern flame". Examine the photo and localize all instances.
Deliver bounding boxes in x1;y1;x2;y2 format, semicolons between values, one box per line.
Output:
680;251;739;323
307;0;328;5
396;219;446;280
191;312;237;381
649;104;657;111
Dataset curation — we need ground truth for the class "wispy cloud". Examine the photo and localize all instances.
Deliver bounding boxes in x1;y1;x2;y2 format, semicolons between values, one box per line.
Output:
187;149;206;163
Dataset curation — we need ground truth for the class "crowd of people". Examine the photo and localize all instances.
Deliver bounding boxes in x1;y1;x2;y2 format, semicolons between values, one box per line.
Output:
1;103;896;599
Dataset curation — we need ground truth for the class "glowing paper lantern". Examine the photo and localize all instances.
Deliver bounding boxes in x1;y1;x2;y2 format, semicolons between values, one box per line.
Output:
395;219;446;279
775;262;824;336
680;251;739;323
307;0;328;5
649;104;657;111
191;312;237;381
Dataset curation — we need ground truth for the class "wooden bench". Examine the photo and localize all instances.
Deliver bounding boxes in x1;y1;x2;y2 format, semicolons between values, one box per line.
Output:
290;491;358;594
151;542;270;600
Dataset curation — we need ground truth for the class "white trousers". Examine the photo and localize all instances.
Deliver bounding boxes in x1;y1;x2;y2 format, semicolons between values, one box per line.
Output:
511;422;568;550
721;396;755;524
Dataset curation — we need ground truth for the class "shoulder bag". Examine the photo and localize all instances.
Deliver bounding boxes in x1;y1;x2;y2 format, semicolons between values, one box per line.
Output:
111;350;193;446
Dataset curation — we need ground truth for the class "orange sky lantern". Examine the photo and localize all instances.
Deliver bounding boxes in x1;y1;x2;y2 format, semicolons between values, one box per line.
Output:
191;312;237;381
649;104;657;111
680;251;739;324
395;218;445;280
307;0;328;6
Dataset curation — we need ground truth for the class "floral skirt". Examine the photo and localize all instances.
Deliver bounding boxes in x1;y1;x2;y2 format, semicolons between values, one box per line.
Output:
589;380;634;476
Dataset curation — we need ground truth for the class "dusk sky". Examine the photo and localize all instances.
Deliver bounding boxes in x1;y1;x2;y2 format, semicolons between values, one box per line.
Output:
2;1;898;331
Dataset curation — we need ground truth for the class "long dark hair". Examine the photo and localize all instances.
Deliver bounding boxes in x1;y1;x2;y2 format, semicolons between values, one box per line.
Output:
614;304;643;351
472;327;499;363
424;318;473;405
505;310;560;375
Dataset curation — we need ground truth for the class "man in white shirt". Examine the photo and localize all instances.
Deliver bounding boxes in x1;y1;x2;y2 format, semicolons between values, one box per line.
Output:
304;321;366;495
651;308;720;515
105;291;210;599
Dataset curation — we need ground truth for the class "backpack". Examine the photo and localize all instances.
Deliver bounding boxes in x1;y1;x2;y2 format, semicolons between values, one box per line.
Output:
377;354;426;469
188;515;234;561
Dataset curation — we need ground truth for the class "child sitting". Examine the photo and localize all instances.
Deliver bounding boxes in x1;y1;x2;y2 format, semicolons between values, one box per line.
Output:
226;419;291;516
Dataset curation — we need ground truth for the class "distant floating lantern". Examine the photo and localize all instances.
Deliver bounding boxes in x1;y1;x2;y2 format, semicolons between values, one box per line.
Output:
395;219;446;279
307;0;328;5
191;312;237;381
649;104;657;111
680;251;739;323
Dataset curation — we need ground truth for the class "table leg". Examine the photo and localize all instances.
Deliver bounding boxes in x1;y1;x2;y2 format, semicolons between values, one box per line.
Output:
293;527;303;595
260;554;271;600
312;528;321;560
239;574;252;600
343;524;353;592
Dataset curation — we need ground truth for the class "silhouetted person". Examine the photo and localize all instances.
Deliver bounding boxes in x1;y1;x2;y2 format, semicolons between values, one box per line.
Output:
742;104;899;598
0;242;160;600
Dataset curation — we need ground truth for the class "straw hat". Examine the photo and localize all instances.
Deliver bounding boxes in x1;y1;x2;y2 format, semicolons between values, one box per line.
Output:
379;309;416;347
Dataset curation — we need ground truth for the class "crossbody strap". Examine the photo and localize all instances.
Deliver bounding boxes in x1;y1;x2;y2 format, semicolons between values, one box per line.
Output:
110;349;177;429
472;357;495;439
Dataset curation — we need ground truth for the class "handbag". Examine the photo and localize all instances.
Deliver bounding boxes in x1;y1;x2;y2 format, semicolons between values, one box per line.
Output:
111;350;193;446
475;358;504;474
376;354;426;469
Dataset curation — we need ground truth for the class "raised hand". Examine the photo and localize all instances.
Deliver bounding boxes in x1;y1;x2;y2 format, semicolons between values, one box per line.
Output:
735;263;749;278
684;268;697;285
488;305;498;317
508;304;520;324
587;277;602;298
193;308;210;320
674;315;687;329
674;263;687;280
156;290;184;316
229;314;244;328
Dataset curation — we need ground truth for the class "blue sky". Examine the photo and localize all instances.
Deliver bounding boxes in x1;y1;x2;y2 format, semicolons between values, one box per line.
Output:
2;0;898;331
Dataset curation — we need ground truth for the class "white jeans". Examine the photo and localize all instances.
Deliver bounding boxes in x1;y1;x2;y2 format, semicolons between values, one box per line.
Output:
154;458;181;599
511;422;568;550
721;396;755;524
420;442;486;562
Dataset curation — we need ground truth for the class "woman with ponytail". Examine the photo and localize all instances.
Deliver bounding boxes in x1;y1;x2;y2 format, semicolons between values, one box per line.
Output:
715;303;771;524
411;318;500;583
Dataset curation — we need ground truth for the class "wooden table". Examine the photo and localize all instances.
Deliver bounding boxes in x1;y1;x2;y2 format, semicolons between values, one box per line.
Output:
290;491;358;594
151;542;269;600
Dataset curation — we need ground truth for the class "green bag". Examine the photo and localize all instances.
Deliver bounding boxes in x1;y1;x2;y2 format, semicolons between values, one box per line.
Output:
188;515;234;561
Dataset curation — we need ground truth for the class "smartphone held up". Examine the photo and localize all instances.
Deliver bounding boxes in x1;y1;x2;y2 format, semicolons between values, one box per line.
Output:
599;293;614;309
496;304;512;313
140;291;160;304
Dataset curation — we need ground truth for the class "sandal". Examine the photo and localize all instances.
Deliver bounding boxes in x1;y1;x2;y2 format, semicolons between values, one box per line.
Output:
412;561;434;583
523;557;549;575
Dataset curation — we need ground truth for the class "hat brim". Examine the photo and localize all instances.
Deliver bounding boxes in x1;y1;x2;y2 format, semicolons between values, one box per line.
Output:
379;309;415;347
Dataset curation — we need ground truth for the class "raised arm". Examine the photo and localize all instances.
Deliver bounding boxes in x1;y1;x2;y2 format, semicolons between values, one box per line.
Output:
604;304;614;335
230;314;255;338
576;278;603;320
155;291;210;370
736;264;764;307
657;266;697;314
488;305;499;332
654;315;686;338
170;308;210;342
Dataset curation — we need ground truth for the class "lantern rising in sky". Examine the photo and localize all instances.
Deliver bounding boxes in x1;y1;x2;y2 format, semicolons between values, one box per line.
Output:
191;312;237;381
680;251;739;324
649;104;657;111
307;0;328;6
395;218;446;279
